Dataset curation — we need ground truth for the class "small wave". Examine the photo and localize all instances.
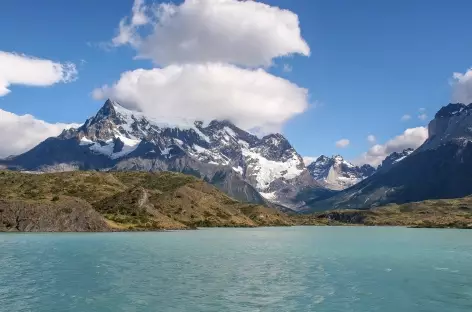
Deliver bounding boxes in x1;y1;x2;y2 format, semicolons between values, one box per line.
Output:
434;267;459;273
385;268;392;272
314;295;325;304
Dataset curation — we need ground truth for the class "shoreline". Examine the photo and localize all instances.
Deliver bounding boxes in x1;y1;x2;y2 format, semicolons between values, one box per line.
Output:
1;223;470;234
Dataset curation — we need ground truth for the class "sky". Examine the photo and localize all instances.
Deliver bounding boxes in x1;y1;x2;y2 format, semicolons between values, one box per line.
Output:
2;0;472;166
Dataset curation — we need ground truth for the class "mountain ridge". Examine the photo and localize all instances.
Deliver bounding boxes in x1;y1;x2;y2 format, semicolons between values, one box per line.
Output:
302;103;472;212
1;99;322;210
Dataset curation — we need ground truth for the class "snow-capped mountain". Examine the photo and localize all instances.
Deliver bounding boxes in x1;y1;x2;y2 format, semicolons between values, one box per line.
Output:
307;155;375;190
378;148;414;171
302;103;472;212
2;99;319;208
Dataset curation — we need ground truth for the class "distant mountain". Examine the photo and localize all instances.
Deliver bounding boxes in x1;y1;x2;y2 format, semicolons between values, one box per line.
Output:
378;148;413;171
1;99;322;209
302;103;472;212
307;155;375;190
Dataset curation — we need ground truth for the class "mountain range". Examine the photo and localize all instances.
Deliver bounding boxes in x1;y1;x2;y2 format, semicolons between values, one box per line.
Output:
3;100;472;213
0;100;322;209
302;103;472;212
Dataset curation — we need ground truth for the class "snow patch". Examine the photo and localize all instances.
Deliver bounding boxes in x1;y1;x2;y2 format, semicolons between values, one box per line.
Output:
232;166;243;175
260;191;277;200
242;148;303;190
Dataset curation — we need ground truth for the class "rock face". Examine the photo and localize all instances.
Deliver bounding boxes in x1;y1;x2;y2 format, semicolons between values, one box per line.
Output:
307;155;375;190
378;148;414;171
1;100;319;209
0;198;111;232
302;103;472;212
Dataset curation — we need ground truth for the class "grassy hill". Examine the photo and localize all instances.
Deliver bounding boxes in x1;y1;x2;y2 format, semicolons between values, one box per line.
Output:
295;197;472;229
0;171;292;232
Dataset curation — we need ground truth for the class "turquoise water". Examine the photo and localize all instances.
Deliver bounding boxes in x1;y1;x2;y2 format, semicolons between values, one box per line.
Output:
0;227;471;312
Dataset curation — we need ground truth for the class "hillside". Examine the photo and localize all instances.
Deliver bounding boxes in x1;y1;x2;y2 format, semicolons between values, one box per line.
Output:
0;171;292;232
296;196;472;229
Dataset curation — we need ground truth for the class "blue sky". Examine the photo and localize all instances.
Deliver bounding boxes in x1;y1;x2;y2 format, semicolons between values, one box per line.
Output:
1;0;472;164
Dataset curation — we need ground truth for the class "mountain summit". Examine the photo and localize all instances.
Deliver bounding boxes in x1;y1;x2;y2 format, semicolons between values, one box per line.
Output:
307;155;375;190
2;100;321;209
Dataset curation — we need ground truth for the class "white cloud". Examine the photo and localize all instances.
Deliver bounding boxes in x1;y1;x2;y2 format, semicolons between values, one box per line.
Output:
92;63;309;133
111;0;148;47
355;127;428;166
367;134;376;144
452;68;472;104
303;156;317;166
0;51;77;96
418;113;428;121
401;114;411;121
130;0;148;26
112;0;310;67
283;64;293;73
0;109;80;158
335;139;350;148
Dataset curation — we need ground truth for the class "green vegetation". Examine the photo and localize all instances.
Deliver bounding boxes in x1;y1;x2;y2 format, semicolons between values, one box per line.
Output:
1;170;471;231
294;198;472;229
0;170;292;231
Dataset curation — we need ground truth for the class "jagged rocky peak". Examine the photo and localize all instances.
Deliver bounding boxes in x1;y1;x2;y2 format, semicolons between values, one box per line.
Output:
255;133;300;163
379;148;414;170
359;164;376;176
315;155;330;163
307;154;375;190
434;103;471;118
420;102;472;152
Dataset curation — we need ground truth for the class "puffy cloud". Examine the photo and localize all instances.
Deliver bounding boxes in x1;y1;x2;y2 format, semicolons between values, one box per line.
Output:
0;109;80;158
355;127;428;166
0;51;77;96
418;113;428;121
367;134;376;144
111;0;148;46
113;0;310;67
451;68;472;104
303;156;317;166
335;139;350;148
401;114;411;121
92;63;309;133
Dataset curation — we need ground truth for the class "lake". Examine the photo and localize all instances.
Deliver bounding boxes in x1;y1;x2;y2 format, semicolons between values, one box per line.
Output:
0;227;471;312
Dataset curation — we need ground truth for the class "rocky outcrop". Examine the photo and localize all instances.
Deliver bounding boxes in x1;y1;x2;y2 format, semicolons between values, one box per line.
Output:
307;155;375;190
378;148;413;171
0;198;111;232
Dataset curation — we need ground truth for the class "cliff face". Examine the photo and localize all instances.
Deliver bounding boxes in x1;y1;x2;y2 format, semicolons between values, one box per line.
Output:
0;198;111;232
307;155;375;190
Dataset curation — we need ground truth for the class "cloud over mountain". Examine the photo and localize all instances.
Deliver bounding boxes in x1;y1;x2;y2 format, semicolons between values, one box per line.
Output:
0;109;80;158
356;127;428;166
92;63;309;134
451;68;472;104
